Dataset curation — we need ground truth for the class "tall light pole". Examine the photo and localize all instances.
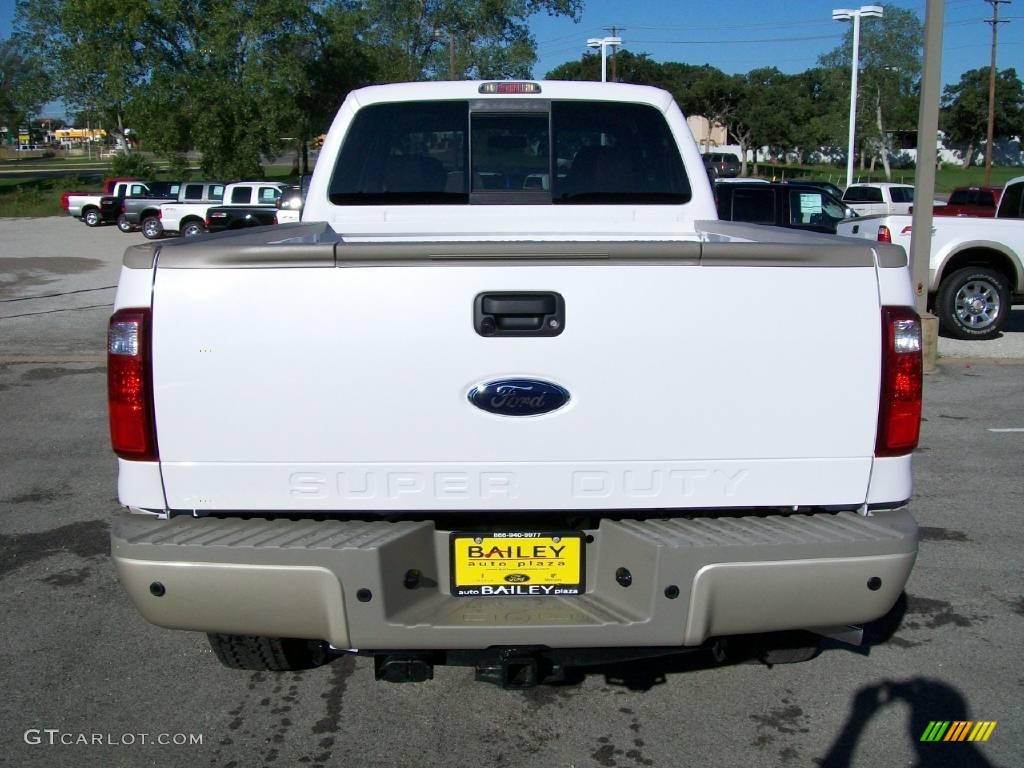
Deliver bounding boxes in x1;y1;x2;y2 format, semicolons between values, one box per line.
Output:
833;5;883;188
586;36;622;82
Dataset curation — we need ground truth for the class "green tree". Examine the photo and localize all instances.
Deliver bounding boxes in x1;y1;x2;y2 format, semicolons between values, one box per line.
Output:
546;50;676;89
0;36;52;134
727;68;799;175
364;0;582;82
16;0;379;176
16;0;148;151
793;66;850;159
819;5;922;178
126;0;330;177
941;67;1024;168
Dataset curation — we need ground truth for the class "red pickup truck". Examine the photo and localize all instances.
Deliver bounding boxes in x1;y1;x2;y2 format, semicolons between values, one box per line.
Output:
933;186;1002;218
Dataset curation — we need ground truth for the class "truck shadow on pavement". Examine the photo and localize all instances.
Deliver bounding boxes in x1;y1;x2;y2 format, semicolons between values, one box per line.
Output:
567;594;911;692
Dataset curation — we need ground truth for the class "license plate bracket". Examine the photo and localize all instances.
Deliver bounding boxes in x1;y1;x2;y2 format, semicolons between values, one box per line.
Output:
449;531;585;597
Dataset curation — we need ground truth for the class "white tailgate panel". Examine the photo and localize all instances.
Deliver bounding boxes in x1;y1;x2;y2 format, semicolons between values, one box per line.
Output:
153;265;881;511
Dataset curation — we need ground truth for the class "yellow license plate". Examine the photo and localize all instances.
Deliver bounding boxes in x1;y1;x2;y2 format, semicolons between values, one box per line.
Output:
449;532;584;597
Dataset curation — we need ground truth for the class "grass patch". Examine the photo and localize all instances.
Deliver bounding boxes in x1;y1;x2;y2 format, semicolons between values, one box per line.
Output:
749;162;1023;192
0;175;104;217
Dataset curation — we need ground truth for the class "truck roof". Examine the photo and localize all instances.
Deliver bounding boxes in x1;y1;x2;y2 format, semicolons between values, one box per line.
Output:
847;182;913;189
225;180;287;188
346;80;677;113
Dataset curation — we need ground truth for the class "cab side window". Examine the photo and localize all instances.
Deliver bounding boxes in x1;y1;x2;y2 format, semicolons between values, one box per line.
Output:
731;188;775;224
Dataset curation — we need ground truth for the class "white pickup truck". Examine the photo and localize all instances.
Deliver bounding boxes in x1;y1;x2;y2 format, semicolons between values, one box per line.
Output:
841;182;916;216
147;181;226;239
67;180;150;226
837;175;1024;339
108;81;921;687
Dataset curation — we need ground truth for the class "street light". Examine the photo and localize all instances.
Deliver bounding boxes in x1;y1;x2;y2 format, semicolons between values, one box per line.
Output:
586;36;622;82
832;5;883;187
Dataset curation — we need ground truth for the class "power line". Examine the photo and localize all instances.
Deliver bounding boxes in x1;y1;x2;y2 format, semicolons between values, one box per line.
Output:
629;34;845;45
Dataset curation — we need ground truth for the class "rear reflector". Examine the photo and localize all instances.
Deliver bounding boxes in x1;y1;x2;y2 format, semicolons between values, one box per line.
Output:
877;225;892;243
108;308;158;460
876;306;922;457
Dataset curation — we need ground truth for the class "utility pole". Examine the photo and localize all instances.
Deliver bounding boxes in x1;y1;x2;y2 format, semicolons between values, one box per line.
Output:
983;0;1010;185
911;0;945;371
604;26;624;82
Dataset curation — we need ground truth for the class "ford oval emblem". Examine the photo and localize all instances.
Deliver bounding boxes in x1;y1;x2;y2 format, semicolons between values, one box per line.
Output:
468;378;570;417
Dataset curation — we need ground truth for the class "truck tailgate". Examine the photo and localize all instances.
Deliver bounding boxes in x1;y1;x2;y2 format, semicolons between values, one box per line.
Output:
149;238;884;512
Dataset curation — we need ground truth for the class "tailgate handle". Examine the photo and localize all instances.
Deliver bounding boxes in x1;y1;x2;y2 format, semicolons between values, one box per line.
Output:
475;292;565;337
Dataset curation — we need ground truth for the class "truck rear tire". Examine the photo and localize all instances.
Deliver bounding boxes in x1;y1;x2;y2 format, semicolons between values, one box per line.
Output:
181;221;205;238
141;216;163;240
83;208;102;227
207;633;332;671
117;215;135;233
936;266;1010;340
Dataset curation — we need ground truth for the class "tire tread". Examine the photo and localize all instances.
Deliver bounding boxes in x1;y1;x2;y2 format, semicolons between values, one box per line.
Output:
207;633;329;671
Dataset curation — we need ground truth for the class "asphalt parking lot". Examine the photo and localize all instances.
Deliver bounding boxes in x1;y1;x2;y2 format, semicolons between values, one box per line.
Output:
1;217;1021;768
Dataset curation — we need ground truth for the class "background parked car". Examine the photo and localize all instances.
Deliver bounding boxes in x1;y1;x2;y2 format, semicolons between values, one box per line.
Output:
274;175;310;224
715;182;856;234
146;181;227;239
933;186;1003;217
702;152;741;179
841;182;915;216
781;179;843;200
64;178;146;226
205;183;295;232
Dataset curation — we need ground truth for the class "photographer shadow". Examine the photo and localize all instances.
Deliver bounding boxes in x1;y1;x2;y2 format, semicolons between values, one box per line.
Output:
817;677;1002;768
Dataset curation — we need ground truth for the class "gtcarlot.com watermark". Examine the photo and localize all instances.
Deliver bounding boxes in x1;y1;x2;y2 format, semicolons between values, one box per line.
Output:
25;729;203;747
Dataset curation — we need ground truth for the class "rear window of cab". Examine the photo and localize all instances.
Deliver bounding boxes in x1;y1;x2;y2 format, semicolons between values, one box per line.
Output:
329;100;692;206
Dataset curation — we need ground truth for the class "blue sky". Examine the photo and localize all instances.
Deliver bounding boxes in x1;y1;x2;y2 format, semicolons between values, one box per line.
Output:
3;0;1022;120
530;0;1023;84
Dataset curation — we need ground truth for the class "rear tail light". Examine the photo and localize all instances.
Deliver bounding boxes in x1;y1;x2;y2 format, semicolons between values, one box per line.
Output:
876;306;922;457
877;225;892;243
108;308;158;460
